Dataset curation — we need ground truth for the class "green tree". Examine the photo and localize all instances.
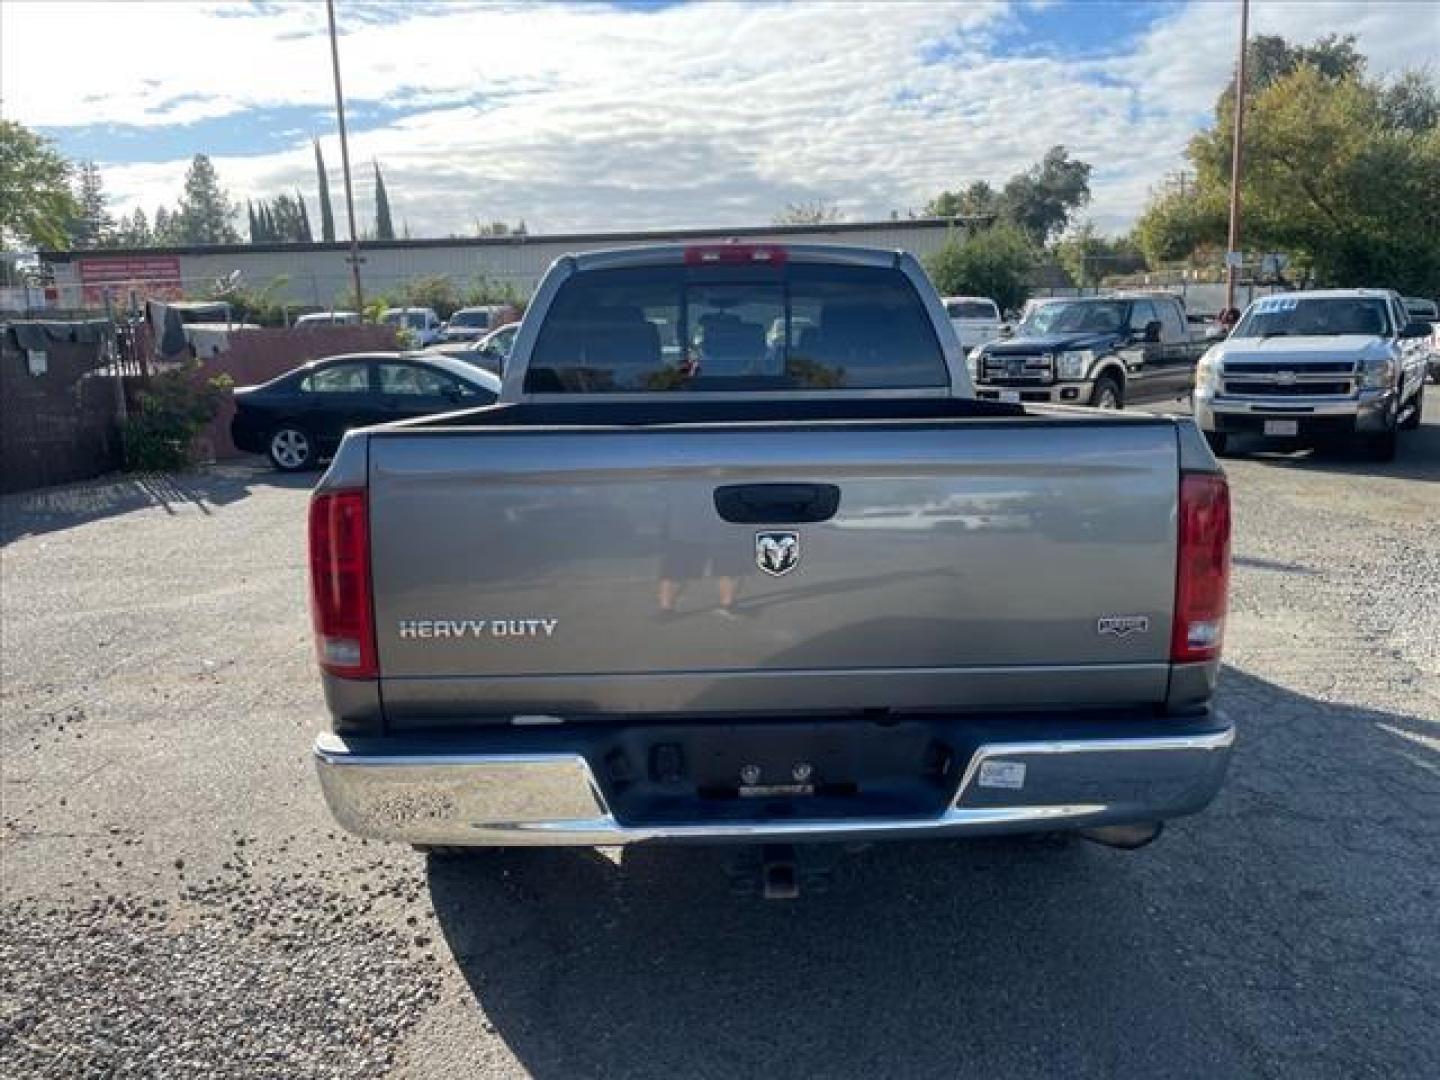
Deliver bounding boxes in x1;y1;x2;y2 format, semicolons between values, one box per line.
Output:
313;138;336;242
999;146;1092;245
174;154;239;245
923;224;1036;313
924;180;1001;220
267;194;307;242
153;205;180;244
373;161;395;240
1244;33;1364;94
1135;38;1440;295
0;120;82;251
1056;222;1148;287
923;147;1091;243
119;208;152;247
390;274;459;318
1135;191;1226;268
295;189;313;242
69;160;114;248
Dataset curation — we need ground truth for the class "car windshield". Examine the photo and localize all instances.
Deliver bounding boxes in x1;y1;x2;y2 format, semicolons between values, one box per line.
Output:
526;261;947;393
1232;297;1392;338
1020;301;1127;335
450;310;490;328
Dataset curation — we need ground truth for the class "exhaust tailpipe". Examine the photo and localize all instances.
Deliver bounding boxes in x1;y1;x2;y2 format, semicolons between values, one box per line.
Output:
761;844;800;900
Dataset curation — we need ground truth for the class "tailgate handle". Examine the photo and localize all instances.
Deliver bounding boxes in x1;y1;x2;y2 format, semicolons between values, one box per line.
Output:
714;483;840;524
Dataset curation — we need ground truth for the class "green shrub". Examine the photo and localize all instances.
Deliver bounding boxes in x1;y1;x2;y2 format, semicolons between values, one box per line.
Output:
122;364;233;472
923;225;1037;315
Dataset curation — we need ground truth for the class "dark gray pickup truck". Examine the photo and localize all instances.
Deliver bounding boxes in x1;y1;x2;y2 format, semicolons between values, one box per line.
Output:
969;293;1208;410
309;244;1233;876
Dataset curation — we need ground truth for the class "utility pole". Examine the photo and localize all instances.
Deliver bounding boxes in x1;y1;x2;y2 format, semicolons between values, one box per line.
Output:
1224;0;1250;312
327;0;364;315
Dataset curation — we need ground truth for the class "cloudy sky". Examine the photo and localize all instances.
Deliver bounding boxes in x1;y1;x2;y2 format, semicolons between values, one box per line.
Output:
4;1;1433;240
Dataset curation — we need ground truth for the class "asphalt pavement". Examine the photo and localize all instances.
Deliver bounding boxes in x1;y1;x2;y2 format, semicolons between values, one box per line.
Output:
2;390;1437;1078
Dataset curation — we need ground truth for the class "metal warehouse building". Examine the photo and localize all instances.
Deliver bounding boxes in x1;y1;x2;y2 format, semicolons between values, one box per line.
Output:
43;218;968;311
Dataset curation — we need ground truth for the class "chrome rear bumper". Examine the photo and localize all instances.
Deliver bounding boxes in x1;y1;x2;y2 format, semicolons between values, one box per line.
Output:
313;720;1235;847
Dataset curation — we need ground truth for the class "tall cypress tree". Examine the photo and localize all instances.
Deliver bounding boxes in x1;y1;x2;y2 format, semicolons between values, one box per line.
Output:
373;161;395;241
295;188;313;242
313;138;336;242
247;200;259;243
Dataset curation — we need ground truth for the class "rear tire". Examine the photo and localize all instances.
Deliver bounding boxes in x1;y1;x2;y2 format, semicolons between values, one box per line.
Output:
268;425;316;472
1090;376;1123;410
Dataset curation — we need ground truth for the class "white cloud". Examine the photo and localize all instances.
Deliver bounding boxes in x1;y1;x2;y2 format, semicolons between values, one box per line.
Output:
3;1;1432;238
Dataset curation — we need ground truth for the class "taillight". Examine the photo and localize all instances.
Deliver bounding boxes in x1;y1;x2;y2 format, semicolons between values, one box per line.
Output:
1171;472;1230;663
683;244;787;265
308;489;377;678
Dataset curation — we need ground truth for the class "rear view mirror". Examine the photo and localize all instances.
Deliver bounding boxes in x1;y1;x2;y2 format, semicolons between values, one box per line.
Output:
1144;320;1163;343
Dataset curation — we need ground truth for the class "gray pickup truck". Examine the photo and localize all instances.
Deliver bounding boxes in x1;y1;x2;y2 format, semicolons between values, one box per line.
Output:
309;244;1233;883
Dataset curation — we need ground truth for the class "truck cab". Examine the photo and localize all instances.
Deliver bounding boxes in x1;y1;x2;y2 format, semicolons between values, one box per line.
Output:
967;293;1204;410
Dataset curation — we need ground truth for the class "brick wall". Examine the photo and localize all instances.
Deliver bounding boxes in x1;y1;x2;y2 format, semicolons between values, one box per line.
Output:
1;335;122;494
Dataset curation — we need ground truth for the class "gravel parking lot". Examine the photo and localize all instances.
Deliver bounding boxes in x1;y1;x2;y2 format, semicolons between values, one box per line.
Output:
3;390;1437;1079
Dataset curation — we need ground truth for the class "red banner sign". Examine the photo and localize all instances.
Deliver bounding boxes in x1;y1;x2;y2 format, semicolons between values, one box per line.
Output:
77;255;183;303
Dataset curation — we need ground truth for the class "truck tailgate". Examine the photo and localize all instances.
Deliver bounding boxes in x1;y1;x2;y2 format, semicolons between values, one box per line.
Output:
368;418;1179;721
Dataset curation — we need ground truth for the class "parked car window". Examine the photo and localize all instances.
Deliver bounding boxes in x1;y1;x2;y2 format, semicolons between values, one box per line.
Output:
1232;296;1393;338
383;311;432;330
945;300;997;320
1157;299;1185;341
449;310;492;329
527;263;947;393
1128;300;1157;332
379;363;466;397
300;363;371;393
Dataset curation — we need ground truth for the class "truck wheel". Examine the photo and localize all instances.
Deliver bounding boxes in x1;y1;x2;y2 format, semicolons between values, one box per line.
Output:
1365;428;1398;462
1399;387;1423;430
1090;376;1123;410
268;425;316;471
1203;431;1230;457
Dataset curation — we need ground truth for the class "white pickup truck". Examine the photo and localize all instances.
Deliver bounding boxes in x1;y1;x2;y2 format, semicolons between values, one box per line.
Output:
1194;289;1431;460
942;295;1005;351
308;243;1234;893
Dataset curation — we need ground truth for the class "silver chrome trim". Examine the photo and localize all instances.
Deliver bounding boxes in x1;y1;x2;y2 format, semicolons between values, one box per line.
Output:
313;723;1234;847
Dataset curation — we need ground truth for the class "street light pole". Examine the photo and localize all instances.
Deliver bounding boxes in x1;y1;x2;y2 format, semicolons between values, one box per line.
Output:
1224;0;1250;313
326;0;364;315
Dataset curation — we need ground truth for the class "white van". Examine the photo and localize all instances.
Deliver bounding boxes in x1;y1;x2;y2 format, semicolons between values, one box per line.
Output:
381;307;443;346
295;311;361;328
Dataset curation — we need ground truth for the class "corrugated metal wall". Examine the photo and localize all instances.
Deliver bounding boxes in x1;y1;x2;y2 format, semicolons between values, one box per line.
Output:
48;221;960;309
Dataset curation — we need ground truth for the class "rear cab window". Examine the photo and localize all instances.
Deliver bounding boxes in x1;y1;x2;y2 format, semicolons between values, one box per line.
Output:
945;300;998;320
525;262;948;393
